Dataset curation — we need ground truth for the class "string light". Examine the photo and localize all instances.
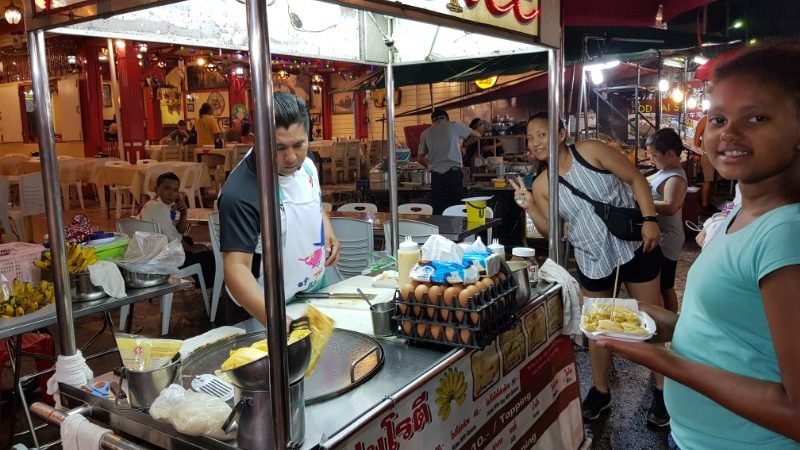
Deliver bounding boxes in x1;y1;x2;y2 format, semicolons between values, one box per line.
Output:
658;79;669;93
687;97;698;109
671;87;684;103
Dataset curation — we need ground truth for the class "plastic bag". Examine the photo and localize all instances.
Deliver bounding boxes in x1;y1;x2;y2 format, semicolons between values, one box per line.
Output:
420;235;463;264
116;232;185;275
150;384;236;441
410;260;479;284
115;333;182;371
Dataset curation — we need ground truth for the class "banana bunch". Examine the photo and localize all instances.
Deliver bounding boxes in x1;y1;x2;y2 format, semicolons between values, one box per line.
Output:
34;243;99;274
435;367;467;420
0;279;55;318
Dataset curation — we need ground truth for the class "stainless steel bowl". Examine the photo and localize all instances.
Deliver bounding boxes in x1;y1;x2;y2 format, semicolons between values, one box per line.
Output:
222;332;312;390
119;267;170;289
507;261;532;308
70;271;107;302
124;353;181;409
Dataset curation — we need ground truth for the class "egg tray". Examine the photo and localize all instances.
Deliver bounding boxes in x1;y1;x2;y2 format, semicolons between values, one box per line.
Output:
395;317;504;349
394;277;518;328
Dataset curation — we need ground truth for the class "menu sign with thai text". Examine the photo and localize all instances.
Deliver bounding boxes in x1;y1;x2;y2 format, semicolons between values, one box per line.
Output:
338;298;584;450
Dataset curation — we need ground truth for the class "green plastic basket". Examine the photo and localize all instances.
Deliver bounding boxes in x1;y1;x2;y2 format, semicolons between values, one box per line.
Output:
89;236;130;261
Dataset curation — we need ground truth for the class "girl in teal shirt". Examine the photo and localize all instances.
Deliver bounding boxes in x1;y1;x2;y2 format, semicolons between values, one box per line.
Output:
600;43;800;449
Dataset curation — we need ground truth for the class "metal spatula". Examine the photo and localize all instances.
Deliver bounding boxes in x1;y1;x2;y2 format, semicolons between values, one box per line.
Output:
191;374;234;402
295;292;377;300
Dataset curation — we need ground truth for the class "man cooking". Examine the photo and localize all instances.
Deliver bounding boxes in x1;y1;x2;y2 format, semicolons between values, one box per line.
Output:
417;109;481;214
218;92;339;325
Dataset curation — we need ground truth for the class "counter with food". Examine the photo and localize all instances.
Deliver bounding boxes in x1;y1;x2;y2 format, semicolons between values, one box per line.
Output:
56;270;583;450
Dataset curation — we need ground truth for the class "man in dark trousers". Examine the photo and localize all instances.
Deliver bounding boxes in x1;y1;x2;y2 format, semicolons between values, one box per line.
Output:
417;109;480;214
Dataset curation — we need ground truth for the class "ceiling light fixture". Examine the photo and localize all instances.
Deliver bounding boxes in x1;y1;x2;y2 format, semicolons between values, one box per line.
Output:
4;1;21;24
658;79;670;93
686;97;698;109
276;69;290;80
693;55;709;65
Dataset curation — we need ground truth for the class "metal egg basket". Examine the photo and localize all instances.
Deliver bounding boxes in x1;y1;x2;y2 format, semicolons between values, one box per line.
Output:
392;266;519;348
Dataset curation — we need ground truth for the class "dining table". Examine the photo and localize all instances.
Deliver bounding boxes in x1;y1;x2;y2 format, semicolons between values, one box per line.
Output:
91;162;209;209
328;210;502;242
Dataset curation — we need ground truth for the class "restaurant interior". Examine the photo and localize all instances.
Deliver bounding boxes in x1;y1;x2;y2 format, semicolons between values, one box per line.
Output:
0;0;798;449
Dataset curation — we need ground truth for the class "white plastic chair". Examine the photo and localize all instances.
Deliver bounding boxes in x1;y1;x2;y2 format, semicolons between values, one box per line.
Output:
329;217;374;279
59;158;85;210
105;161;134;219
322;202;333;213
442;204;495;243
337;202;378;213
0;176;14;241
331;141;347;183
382;219;438;249
116;222;210;335
8;172;45;242
398;203;433;215
207;212;223;322
344;140;361;181
160;145;183;162
179;163;204;208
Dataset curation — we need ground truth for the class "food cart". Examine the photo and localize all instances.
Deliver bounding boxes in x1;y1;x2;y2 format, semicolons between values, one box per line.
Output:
22;0;573;448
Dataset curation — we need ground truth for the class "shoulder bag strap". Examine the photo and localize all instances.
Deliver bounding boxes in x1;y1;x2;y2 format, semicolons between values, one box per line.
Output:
558;176;601;206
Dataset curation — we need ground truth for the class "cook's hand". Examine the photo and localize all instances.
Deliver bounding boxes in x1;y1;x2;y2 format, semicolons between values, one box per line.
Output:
508;176;533;210
325;231;340;267
596;339;674;375
641;221;660;253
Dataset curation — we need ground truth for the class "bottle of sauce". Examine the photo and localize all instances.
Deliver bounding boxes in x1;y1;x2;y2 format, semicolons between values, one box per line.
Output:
397;236;420;287
488;239;505;262
511;247;539;289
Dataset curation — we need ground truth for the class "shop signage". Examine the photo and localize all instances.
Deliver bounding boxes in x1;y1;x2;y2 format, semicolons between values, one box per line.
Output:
397;0;540;38
338;299;584;450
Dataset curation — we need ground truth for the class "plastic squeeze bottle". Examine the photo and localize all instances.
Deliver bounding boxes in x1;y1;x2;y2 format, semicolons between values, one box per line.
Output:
488;239;505;262
397;236;420;287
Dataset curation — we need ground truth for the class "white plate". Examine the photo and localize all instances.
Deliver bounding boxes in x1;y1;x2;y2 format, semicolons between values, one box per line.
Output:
580;298;657;342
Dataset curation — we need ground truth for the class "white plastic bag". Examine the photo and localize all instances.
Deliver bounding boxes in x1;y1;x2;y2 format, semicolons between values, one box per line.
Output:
116;231;185;275
150;384;236;441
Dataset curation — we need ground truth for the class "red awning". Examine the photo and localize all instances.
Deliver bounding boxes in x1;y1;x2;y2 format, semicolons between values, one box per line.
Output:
564;0;717;27
694;48;741;81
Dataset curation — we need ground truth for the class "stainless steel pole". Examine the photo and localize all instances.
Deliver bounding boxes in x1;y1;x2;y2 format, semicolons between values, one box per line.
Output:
574;36;586;142
547;48;562;265
385;21;399;257
656;51;663;130
244;1;291;448
635;64;640;166
28;30;75;356
106;39;124;161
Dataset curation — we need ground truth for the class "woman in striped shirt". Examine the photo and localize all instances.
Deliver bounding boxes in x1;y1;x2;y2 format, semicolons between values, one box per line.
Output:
509;113;665;425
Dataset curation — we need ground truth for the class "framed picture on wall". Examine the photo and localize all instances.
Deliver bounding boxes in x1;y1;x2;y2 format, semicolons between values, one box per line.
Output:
187;102;195;112
310;114;321;125
332;92;354;115
102;84;112;107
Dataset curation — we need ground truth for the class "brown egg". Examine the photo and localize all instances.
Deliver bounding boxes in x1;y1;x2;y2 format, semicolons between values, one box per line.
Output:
458;287;473;309
460;328;472;344
412;304;422;318
454;310;465;323
439;308;450;322
469;311;480;325
414;284;429;303
426;305;436;320
398;302;408;315
400;283;415;301
402;320;412;335
497;272;507;281
427;285;443;305
482;277;495;290
452;283;465;290
445;326;457;342
423;282;433;288
443;286;461;307
416;322;429;338
430;325;443;340
411;280;420;288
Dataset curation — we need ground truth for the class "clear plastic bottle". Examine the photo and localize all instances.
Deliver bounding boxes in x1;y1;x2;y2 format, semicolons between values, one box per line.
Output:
397;236;420;287
511;247;538;288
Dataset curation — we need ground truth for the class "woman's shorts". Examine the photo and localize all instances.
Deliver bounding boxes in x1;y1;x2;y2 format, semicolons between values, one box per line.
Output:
578;245;662;293
659;256;678;292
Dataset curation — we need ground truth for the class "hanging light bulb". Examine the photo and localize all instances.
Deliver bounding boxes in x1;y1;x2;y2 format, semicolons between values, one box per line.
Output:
590;69;604;85
658;79;669;93
196;56;206;66
687;97;698;109
4;2;22;24
115;40;126;50
702;99;711;111
671;87;684;103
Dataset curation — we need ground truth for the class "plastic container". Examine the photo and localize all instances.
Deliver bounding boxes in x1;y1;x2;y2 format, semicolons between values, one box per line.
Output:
511;247;538;289
487;239;505;261
85;236;130;261
0;242;45;284
397;237;419;287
